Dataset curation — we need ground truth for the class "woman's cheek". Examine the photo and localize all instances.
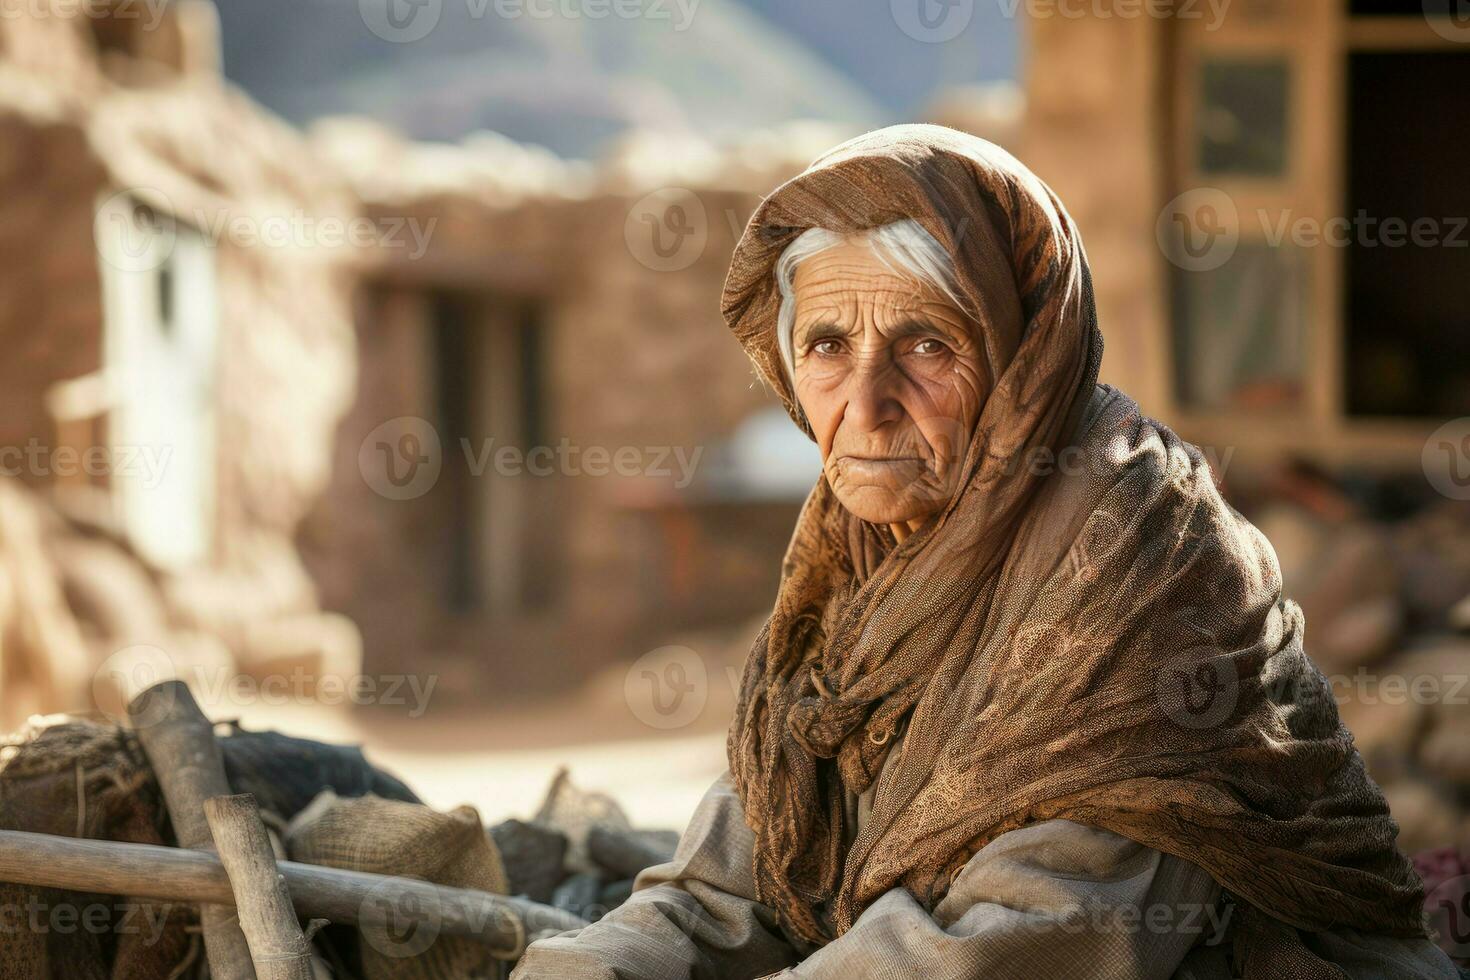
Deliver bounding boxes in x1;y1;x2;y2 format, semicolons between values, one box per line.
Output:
794;378;840;457
917;380;978;459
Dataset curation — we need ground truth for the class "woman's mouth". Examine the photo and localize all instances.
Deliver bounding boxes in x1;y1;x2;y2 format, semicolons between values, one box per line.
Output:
835;455;925;480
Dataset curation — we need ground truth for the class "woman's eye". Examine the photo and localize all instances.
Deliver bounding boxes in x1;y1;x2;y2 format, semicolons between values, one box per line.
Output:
812;339;843;356
913;338;948;356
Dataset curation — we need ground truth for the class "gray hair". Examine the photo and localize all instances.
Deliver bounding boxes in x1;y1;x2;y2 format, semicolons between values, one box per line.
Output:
774;219;969;382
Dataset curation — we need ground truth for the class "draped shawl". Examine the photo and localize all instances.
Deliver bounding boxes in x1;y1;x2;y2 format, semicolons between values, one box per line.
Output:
721;125;1428;971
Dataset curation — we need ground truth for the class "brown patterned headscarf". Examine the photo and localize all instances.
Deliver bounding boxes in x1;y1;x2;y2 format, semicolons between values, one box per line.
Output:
722;125;1428;971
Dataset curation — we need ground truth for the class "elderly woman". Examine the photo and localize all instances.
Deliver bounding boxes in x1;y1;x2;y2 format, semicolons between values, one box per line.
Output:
512;126;1460;979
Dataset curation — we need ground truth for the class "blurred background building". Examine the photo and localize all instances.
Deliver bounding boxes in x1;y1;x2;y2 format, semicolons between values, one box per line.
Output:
0;0;1467;849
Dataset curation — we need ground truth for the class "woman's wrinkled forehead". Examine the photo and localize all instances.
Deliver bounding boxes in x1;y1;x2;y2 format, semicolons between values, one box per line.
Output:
791;245;973;329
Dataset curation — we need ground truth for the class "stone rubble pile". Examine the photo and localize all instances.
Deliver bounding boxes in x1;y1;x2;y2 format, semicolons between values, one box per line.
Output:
1256;488;1470;857
0;479;360;732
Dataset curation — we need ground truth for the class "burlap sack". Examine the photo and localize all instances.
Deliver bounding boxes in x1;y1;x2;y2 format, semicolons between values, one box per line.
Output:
286;791;513;980
0;720;196;980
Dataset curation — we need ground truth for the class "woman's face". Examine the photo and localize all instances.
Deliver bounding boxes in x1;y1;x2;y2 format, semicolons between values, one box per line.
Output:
791;240;991;531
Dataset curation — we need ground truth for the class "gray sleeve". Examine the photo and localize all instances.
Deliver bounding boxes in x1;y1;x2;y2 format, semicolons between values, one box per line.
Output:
773;818;1225;980
510;773;799;980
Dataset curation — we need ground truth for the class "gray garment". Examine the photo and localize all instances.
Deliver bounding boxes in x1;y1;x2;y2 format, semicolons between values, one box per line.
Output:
513;772;1220;979
512;774;796;979
1172;924;1463;980
512;772;1462;979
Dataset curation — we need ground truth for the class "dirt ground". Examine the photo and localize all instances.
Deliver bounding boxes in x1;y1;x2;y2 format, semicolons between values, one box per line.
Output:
218;637;749;833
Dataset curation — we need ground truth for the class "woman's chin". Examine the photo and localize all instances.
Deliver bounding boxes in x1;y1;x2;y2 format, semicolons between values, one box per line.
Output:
831;485;941;529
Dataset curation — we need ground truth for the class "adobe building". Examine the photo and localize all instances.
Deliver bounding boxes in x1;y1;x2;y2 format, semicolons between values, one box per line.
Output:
0;0;361;726
298;122;853;695
1021;0;1470;469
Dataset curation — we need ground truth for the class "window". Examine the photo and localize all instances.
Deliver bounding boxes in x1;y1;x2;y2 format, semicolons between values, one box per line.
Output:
1197;59;1291;177
95;194;218;568
1163;0;1470;440
1169;44;1305;414
1173;244;1306;412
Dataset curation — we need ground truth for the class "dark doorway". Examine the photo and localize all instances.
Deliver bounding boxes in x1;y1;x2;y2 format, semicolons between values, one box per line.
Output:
1349;0;1464;15
1345;50;1470;417
428;292;555;616
430;292;481;612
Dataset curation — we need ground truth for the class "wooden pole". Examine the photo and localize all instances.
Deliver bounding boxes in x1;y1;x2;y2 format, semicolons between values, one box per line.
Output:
204;795;315;980
128;681;257;979
0;829;585;951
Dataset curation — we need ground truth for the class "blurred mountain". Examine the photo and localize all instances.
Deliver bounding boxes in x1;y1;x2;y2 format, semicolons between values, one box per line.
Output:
212;0;1017;160
735;0;1017;115
212;0;911;159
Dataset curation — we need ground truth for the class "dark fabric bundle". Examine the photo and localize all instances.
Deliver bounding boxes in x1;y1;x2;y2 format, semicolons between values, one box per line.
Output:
0;718;423;979
721;124;1428;973
220;724;420;817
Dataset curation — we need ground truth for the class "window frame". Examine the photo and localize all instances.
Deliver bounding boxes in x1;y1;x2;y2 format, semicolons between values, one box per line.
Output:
1161;0;1466;464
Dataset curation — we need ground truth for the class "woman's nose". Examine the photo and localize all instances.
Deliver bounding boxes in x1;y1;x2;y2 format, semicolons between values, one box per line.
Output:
844;350;904;432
